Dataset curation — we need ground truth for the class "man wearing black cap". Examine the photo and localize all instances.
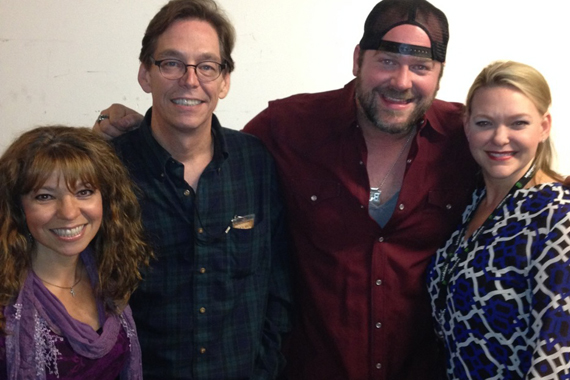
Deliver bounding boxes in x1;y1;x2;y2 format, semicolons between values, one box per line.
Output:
95;0;478;378
244;1;478;379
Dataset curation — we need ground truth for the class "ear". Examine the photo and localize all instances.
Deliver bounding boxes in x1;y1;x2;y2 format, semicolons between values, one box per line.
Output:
540;112;552;142
138;63;152;94
217;72;231;100
352;45;362;77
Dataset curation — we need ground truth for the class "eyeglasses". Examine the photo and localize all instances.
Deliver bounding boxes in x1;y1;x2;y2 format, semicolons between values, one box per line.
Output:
151;57;226;82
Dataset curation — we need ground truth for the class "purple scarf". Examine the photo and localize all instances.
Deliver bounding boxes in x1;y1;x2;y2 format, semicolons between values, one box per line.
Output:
4;249;142;379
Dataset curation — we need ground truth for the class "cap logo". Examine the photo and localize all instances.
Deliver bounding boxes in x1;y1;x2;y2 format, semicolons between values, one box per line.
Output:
378;40;432;59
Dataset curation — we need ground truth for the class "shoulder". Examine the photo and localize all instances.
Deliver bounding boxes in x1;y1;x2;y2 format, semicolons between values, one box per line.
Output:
111;125;145;159
244;82;355;137
219;126;274;162
425;99;465;134
515;183;570;225
532;183;570;205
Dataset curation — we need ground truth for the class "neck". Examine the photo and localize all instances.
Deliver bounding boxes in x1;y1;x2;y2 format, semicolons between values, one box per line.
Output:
32;251;81;287
151;122;214;165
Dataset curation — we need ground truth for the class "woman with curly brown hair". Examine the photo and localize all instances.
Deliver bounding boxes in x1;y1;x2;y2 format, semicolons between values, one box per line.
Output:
0;126;153;379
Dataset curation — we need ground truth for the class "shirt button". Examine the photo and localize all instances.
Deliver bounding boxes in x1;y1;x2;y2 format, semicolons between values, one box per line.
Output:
199;267;206;274
359;160;364;165
446;204;452;210
310;195;317;202
378;237;384;242
197;228;204;234
184;189;191;196
375;279;382;286
376;363;382;370
375;322;382;329
360;205;365;209
200;347;206;354
407;158;412;164
399;203;405;210
199;307;206;314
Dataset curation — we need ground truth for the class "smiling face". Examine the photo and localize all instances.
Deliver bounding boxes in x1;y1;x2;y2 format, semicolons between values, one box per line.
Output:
21;171;103;260
464;85;551;187
138;18;230;137
353;24;442;134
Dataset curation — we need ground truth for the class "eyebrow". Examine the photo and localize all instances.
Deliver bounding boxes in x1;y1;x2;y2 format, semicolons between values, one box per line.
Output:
154;49;221;62
373;50;434;64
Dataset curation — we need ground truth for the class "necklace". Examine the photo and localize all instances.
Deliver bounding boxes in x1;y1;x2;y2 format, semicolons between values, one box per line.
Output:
369;129;415;207
36;269;82;297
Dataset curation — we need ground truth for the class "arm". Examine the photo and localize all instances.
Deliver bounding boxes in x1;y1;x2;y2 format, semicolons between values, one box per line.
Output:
252;158;292;380
527;204;570;379
93;104;143;140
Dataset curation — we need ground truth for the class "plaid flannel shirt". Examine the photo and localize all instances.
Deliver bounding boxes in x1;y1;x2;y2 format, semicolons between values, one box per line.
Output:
113;108;291;380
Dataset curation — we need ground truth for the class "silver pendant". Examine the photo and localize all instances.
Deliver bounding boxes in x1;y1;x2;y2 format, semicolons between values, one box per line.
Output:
369;187;382;207
70;288;75;297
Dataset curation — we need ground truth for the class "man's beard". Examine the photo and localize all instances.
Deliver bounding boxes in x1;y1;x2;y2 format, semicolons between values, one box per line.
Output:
355;77;436;135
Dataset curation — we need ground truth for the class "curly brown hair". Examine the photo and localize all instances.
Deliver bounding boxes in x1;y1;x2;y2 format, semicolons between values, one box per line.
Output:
0;126;153;332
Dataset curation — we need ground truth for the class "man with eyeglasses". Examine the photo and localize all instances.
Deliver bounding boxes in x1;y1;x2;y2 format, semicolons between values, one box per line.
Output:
104;0;292;379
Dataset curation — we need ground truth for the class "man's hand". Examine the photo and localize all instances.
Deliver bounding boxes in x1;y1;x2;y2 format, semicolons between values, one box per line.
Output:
93;104;144;140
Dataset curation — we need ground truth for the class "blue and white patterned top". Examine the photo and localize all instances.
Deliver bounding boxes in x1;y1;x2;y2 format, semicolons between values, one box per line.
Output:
427;183;570;380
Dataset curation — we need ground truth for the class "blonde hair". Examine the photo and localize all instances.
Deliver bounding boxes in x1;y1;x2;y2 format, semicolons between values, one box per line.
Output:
465;60;560;181
0;126;153;331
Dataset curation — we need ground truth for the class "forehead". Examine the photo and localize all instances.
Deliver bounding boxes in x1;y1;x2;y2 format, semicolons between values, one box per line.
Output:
155;18;221;59
382;24;431;47
471;86;540;115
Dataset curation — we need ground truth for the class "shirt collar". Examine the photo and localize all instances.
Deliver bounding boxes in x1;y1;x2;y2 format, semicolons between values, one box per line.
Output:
137;108;228;178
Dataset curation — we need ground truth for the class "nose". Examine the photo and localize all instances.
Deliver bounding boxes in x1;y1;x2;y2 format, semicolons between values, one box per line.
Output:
57;196;81;220
492;125;509;146
391;66;412;90
180;66;200;87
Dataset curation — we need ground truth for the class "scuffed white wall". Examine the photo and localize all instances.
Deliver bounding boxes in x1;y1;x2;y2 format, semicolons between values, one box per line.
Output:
1;0;568;172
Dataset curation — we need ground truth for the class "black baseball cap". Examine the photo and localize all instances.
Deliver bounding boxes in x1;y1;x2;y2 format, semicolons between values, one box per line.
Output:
359;0;449;62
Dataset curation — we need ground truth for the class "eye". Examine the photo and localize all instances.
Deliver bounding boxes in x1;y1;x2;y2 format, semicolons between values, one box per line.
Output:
411;64;428;71
199;63;214;71
512;120;530;128
76;188;95;198
34;193;54;202
161;59;184;69
380;59;396;66
474;120;491;127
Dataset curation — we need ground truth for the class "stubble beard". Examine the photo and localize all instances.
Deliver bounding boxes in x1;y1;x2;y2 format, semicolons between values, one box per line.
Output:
355;78;436;135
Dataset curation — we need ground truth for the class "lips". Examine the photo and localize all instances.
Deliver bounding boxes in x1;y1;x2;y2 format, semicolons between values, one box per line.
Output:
487;151;515;160
51;225;85;238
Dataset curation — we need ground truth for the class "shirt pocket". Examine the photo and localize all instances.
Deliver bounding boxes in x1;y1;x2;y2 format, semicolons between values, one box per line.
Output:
226;217;269;277
288;178;357;250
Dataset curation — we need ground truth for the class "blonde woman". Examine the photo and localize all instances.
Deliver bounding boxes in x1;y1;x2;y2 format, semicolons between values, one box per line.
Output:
428;61;570;379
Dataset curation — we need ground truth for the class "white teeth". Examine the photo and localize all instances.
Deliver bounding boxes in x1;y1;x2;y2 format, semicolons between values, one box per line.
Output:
490;152;513;157
384;96;412;104
52;226;84;238
172;99;202;106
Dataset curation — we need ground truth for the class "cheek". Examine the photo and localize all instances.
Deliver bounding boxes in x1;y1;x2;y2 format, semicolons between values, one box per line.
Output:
465;129;487;149
22;205;49;234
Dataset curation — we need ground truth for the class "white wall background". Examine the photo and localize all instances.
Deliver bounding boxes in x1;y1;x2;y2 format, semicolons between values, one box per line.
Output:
1;1;568;173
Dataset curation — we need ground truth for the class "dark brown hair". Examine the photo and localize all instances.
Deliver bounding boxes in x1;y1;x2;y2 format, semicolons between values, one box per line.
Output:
139;0;235;72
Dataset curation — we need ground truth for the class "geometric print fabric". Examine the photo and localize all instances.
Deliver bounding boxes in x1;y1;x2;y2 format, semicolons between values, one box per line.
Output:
428;183;570;379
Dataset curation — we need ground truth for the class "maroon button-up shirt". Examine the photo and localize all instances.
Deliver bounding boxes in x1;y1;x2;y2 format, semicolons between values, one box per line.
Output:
244;80;478;380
